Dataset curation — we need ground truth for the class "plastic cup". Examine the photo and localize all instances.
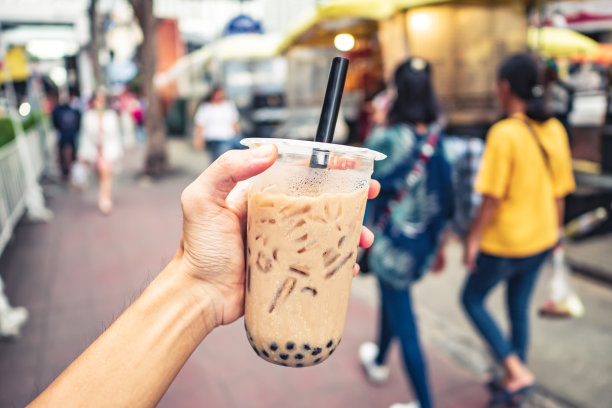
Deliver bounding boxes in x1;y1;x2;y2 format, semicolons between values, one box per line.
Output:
242;138;385;367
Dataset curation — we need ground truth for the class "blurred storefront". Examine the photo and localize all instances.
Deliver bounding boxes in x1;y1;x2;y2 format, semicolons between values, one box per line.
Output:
154;29;286;138
277;0;530;140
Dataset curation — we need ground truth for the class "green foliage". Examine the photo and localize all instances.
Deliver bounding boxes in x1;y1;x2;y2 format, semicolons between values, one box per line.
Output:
0;111;47;148
0;117;16;148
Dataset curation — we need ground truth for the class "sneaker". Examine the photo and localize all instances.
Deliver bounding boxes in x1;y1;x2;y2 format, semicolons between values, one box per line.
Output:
359;342;389;384
389;402;420;408
0;306;28;338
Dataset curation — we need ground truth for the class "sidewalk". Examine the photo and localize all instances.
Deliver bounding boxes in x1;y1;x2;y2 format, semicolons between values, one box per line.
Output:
0;141;487;407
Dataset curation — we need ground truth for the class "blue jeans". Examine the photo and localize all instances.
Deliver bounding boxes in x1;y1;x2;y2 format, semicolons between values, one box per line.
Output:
376;279;432;408
206;138;243;162
461;250;550;363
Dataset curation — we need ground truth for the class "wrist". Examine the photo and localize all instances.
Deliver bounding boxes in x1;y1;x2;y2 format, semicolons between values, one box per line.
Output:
467;230;481;244
158;257;220;341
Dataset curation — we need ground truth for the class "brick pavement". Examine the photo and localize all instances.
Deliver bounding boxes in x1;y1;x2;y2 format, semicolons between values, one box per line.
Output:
0;146;487;408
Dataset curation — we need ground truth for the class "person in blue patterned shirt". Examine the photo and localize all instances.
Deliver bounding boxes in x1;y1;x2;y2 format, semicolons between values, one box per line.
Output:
358;58;454;408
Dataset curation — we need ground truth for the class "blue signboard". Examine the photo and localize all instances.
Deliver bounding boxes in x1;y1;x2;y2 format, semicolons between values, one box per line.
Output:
223;14;263;36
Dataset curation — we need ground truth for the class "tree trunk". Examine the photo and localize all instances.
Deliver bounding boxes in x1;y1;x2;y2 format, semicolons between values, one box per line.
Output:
131;0;168;176
88;0;103;87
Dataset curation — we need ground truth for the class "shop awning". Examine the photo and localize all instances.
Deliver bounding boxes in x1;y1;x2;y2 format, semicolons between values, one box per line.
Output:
527;26;599;57
571;42;612;64
154;33;282;89
276;0;451;53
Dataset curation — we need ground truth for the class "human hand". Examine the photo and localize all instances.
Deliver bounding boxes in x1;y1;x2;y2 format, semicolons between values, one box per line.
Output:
177;146;380;329
431;250;446;274
464;235;480;273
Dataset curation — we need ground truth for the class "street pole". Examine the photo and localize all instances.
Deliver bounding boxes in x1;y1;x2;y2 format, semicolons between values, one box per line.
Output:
0;23;53;222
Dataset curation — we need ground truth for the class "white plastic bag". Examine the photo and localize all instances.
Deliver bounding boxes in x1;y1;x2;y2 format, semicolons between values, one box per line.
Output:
539;246;585;318
71;161;90;189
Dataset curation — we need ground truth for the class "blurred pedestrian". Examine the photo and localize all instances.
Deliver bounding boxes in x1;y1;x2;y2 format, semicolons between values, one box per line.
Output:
544;61;574;139
343;88;364;145
359;58;454;408
78;91;123;214
462;54;575;407
116;87;140;149
193;86;241;161
51;92;81;181
28;146;380;406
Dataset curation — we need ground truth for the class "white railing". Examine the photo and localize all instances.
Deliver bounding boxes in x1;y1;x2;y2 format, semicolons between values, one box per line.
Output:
0;126;52;257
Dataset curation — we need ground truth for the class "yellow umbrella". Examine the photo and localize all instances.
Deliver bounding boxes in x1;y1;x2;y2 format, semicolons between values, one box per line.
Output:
528;26;599;57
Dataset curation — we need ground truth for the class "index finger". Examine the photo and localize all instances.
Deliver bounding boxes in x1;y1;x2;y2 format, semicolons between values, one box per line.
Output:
368;180;380;200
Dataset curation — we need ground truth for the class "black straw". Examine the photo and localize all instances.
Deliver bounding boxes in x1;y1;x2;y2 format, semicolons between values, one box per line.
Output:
315;57;349;143
310;57;349;168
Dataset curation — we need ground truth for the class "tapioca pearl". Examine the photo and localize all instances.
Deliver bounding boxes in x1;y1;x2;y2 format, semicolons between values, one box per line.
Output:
302;344;311;351
270;342;278;351
329;347;336;356
286;341;295;350
262;350;270;358
314;358;322;364
296;363;304;368
326;340;334;348
281;362;288;367
280;353;289;360
311;347;322;356
294;354;304;360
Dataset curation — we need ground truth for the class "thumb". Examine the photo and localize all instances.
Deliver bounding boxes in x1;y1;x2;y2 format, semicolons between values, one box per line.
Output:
196;144;277;205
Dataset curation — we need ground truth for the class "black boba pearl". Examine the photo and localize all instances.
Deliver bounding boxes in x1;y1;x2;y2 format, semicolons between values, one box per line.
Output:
311;347;322;356
280;353;289;360
296;363;304;368
302;344;311;351
294;354;304;360
326;340;334;348
314;358;322;364
329;347;336;356
262;350;270;358
270;342;278;351
286;342;295;350
252;347;260;356
281;362;288;366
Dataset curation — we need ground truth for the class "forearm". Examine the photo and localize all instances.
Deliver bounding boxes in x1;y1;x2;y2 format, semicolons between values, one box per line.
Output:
556;197;565;229
468;195;500;243
194;126;205;145
29;257;216;408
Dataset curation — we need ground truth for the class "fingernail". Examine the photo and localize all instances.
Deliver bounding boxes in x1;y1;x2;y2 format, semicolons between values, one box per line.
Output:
252;144;276;158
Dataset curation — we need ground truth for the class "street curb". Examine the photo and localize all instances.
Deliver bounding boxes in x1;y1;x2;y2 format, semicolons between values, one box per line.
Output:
566;258;612;287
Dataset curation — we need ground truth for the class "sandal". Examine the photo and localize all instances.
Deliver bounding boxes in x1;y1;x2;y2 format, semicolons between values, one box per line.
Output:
488;384;534;407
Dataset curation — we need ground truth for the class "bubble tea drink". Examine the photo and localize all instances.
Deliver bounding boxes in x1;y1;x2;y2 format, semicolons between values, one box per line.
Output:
242;138;384;367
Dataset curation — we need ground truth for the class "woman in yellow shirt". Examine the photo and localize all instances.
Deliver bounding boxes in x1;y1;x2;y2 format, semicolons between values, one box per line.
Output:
462;54;575;407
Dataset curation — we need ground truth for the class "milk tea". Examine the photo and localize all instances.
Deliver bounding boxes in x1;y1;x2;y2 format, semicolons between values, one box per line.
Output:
244;184;367;367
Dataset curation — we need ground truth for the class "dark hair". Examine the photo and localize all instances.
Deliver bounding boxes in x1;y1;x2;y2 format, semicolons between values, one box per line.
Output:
498;54;551;122
203;85;224;103
387;57;439;126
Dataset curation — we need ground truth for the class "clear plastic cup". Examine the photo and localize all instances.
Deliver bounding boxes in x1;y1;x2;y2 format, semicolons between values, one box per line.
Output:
241;138;385;367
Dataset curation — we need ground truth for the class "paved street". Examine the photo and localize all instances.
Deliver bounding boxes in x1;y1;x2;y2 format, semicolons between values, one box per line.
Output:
0;141;488;408
353;242;612;408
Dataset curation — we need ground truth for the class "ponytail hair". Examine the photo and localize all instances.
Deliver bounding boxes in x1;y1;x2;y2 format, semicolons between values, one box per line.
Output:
498;54;551;122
